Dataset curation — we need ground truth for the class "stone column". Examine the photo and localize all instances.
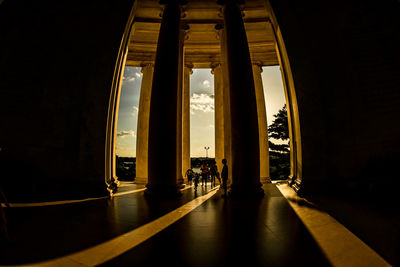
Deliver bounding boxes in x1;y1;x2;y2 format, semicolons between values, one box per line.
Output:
218;25;233;186
135;63;154;184
176;27;184;186
252;63;271;184
146;1;186;198
219;0;263;197
182;64;193;182
211;63;224;184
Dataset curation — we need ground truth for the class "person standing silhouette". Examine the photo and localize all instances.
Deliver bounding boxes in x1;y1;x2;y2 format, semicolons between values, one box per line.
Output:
221;158;228;197
194;172;199;191
185;168;194;185
210;160;218;187
200;162;209;188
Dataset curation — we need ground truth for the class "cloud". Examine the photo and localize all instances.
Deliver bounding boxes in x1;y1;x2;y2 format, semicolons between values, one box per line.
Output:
123;76;136;82
131;106;139;116
202;80;210;88
190;93;214;113
135;72;142;78
116;130;136;138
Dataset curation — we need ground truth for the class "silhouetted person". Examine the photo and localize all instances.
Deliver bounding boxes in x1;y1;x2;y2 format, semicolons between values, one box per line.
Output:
200;162;209;187
216;171;221;185
221;158;228;197
210;160;218;187
185;168;194;185
194;172;199;191
0;186;10;241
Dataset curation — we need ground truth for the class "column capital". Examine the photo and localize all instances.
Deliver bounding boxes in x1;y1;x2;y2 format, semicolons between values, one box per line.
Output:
214;23;224;40
210;63;222;74
158;7;164;18
181;22;190;40
140;62;155;70
252;61;264;73
159;1;188;17
180;7;188;18
215;23;224;31
185;63;194;74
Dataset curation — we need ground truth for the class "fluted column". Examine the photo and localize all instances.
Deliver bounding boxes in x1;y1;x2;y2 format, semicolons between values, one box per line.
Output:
146;1;186;198
252;63;271;184
182;64;193;182
219;0;263;197
212;63;224;183
135;63;154;184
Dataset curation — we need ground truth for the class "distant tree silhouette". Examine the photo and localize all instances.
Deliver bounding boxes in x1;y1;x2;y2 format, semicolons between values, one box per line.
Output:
268;104;290;179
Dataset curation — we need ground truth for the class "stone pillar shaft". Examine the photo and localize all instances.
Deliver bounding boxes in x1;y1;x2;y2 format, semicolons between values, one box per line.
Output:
212;64;224;183
146;2;182;197
220;0;263;196
182;65;192;182
135;64;154;184
176;28;184;185
220;29;233;185
252;64;271;183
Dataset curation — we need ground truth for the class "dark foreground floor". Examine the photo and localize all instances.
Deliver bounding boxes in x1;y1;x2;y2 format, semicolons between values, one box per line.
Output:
1;184;330;266
308;193;400;266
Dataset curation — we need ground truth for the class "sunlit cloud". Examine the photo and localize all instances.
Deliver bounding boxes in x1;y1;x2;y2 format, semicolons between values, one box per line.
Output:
135;72;142;78
202;80;210;88
190;93;214;113
131;106;139;116
123;76;136;82
116;130;136;138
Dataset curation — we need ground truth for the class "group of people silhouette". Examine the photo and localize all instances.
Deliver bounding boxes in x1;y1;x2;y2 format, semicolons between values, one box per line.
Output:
185;158;229;196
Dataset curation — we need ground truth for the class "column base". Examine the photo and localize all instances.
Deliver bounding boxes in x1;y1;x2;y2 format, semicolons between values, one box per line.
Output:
260;176;272;184
228;183;264;198
291;178;303;196
134;177;148;184
144;184;182;199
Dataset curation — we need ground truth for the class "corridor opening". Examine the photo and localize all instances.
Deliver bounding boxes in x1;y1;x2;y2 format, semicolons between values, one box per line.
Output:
106;0;302;194
114;67;143;182
189;68;216;175
261;66;290;180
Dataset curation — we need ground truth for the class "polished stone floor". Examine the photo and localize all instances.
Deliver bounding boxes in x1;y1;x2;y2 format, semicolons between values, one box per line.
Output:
0;182;373;266
101;184;329;267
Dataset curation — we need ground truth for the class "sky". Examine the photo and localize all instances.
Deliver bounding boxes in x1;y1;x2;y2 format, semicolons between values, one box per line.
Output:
115;66;286;158
115;67;142;158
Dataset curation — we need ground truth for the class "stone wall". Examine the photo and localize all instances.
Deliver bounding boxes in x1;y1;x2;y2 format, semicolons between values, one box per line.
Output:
269;0;400;198
0;0;134;201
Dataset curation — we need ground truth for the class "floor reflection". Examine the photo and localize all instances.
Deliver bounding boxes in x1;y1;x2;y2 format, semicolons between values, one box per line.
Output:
101;184;330;267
